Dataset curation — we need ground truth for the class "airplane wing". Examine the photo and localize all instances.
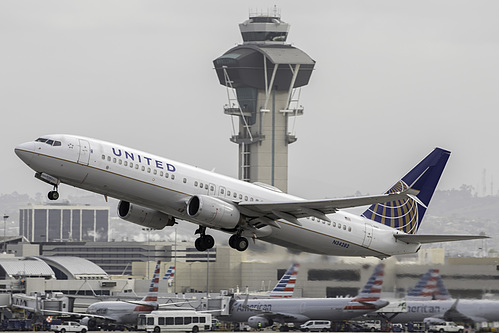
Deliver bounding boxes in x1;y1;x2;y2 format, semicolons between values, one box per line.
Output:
238;189;420;227
394;234;489;244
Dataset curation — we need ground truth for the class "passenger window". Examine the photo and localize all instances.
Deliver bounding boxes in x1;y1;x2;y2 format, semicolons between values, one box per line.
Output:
171;174;175;180
332;222;336;227
205;184;208;189
227;191;231;196
147;168;151;173
211;185;214;191
130;163;133;168
348;226;352;232
233;192;237;198
220;188;225;194
101;155;105;160
200;183;203;188
119;159;122;165
194;181;198;187
124;161;128;166
244;196;248;201
239;194;242;199
113;158;116;163
153;169;157;175
135;164;139;169
338;223;341;229
183;178;187;183
165;173;169;178
343;225;346;230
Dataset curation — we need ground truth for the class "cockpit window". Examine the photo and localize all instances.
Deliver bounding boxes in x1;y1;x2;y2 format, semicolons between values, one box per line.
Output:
35;138;62;146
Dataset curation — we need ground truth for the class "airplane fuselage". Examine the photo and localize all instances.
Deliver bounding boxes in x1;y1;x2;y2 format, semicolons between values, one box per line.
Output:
383;299;499;323
85;301;155;325
15;135;421;257
224;298;381;323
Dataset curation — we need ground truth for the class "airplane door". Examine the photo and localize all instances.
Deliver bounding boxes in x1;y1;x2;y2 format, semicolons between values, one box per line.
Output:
362;224;373;247
77;139;90;165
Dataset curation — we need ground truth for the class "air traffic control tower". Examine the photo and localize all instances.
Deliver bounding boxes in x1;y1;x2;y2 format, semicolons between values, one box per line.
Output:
213;10;315;193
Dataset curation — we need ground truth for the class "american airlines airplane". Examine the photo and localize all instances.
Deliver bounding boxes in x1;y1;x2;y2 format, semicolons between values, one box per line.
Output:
378;270;499;323
221;263;387;329
80;261;162;330
15;135;486;257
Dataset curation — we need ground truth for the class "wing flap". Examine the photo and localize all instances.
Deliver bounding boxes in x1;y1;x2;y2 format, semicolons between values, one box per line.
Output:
394;234;489;244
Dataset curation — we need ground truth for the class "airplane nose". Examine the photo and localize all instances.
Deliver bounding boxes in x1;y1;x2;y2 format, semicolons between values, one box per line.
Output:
15;141;35;165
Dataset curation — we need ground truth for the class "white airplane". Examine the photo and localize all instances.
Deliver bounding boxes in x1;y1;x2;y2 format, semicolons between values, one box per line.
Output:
378;270;499;323
15;135;487;257
222;263;387;329
80;260;162;329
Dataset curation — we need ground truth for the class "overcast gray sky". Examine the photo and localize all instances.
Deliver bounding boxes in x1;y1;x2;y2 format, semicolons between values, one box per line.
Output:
2;1;499;201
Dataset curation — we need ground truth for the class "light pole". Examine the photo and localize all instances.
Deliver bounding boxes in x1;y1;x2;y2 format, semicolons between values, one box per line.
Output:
3;214;8;253
142;228;151;279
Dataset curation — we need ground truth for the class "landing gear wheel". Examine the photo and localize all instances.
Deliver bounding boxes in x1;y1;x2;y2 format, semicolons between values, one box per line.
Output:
195;237;207;251
48;190;59;200
235;236;249;252
204;235;215;249
229;234;238;248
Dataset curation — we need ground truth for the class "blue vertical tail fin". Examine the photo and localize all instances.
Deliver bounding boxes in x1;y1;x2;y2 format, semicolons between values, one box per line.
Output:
362;148;450;234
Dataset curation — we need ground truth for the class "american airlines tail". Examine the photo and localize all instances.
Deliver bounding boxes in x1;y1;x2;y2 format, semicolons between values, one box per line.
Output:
345;263;387;310
406;269;451;300
362;148;450;234
162;266;175;280
268;263;299;298
141;260;161;304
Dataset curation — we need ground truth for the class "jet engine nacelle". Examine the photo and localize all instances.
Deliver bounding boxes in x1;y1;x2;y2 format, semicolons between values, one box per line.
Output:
247;316;273;329
117;201;175;229
186;195;240;229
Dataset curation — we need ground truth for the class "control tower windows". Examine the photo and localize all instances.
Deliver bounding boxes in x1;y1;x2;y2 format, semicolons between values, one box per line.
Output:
241;31;287;42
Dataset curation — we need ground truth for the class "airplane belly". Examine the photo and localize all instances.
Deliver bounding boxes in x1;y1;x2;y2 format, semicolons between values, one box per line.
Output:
260;221;381;257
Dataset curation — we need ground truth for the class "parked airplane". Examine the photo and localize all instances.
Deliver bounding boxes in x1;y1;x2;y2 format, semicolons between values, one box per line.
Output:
378;270;499;323
80;260;162;329
221;263;387;329
15;135;487;257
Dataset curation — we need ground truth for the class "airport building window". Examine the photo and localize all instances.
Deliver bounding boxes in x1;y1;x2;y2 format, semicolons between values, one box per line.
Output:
308;269;360;281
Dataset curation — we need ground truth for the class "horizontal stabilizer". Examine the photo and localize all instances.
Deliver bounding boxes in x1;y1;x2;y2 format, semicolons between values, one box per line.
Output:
394;234;489;244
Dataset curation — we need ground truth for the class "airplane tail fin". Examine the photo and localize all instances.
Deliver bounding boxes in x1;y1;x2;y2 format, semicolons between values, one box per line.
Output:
345;263;387;310
141;260;161;303
407;269;452;300
162;266;175;280
362;148;450;234
268;263;300;298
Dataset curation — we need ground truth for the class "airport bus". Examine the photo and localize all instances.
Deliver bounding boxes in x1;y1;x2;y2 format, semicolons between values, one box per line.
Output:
137;310;211;333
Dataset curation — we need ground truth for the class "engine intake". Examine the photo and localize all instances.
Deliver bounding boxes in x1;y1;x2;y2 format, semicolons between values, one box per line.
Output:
117;201;175;229
248;316;273;329
186;195;240;229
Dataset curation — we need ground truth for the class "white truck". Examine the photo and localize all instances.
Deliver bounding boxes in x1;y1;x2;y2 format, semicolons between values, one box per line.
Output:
428;321;464;333
50;321;88;333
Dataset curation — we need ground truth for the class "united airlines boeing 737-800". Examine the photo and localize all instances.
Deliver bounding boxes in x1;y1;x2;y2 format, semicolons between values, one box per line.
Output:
15;134;486;257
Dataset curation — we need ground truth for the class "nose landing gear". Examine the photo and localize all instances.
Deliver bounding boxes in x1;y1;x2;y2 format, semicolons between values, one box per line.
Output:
48;185;59;200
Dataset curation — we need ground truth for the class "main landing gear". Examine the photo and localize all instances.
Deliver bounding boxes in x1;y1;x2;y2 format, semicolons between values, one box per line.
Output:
194;226;215;252
229;233;249;252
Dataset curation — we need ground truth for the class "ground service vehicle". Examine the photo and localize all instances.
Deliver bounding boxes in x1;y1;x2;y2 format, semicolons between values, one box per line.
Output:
428;322;464;333
50;321;88;333
138;310;211;333
362;320;382;331
300;320;331;332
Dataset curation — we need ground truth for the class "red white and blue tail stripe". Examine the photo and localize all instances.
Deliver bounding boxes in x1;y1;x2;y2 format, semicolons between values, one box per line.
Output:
268;263;300;298
407;269;451;300
141;260;161;303
345;263;387;310
162;266;175;280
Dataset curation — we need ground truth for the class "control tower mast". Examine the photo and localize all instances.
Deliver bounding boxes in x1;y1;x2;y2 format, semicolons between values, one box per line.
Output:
213;9;315;193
